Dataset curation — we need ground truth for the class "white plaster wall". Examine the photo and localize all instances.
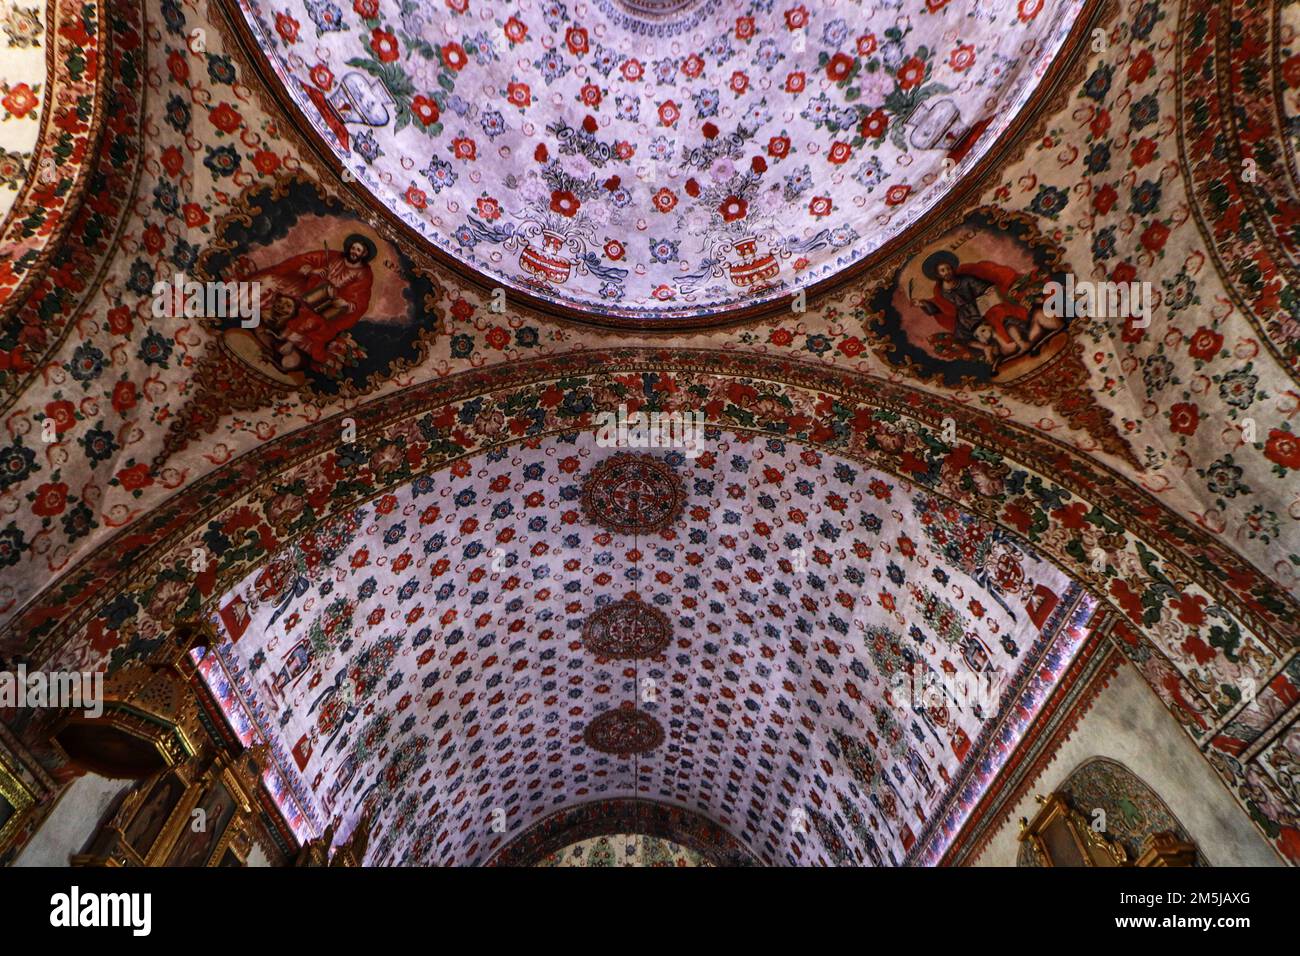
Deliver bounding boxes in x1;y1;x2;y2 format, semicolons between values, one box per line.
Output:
972;661;1281;867
14;773;129;867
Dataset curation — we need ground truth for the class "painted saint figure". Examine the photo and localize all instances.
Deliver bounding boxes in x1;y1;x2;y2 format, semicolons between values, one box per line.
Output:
908;250;1061;368
245;233;377;373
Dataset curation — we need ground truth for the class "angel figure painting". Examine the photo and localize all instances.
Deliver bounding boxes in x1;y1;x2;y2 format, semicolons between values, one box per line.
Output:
865;208;1071;387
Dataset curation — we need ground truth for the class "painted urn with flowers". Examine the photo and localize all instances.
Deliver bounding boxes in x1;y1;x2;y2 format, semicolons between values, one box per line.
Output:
728;236;780;289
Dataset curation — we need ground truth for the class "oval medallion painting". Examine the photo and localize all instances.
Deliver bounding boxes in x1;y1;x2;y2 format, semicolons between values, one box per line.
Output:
231;0;1089;326
582;599;672;659
584;709;665;755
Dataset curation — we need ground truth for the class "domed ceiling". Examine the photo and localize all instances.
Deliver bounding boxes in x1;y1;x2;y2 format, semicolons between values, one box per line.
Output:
233;0;1086;323
195;433;1096;865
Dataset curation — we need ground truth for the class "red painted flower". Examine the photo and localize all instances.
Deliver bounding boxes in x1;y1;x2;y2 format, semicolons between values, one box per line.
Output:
274;12;299;43
1169;402;1200;436
32;482;68;517
445;0;468;12
565;26;588;55
949;43;975;72
735;16;755;39
615;141;635;160
1140;220;1170;252
111;379;138;413
45;400;76;433
310;63;334;90
702;121;718;139
784;5;809;30
1093;182;1118;214
370;28;399;62
826;53;854;83
785;71;805;94
857;34;878;56
1018;0;1043;20
412;94;440;125
253;150;280;175
1131;137;1157;167
506;82;530;108
451;136;477;160
405;184;427;209
681;54;704;78
860;109;888;139
107;306;133;335
182;203;208;228
730;70;750;94
477;196;501;220
441;42;467;70
353;0;378;15
1284;54;1300;89
167;50;189;83
621;58;644;81
751;155;767;173
897;56;926;91
1264;429;1300;469
117;463;154;492
504;16;528;44
1187;327;1223;361
885;183;911;206
604;239;625;261
718;196;748;222
582;114;598;134
579;83;601;107
534;143;548;162
768;135;791;158
685;178;701;197
827;141;852;165
808;196;832;218
1;82;37;118
1128;49;1154;84
652;188;678;213
658;100;680;126
550;189;580;217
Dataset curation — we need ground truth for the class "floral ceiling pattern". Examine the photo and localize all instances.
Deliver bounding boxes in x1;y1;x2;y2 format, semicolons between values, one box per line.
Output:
195;433;1092;865
233;0;1086;320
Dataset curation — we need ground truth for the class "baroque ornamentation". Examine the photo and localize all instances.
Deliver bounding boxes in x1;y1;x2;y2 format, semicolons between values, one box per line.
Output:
583;707;665;755
580;452;686;534
581;598;672;660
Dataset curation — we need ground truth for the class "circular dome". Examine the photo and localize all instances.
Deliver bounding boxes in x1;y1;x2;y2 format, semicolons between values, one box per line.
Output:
237;0;1086;324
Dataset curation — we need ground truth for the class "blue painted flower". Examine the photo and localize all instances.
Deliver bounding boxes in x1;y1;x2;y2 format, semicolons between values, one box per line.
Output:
304;0;343;33
479;108;506;139
1029;184;1068;219
137;331;173;367
423;156;457;192
69;343;106;382
204;144;240;178
649;238;679;264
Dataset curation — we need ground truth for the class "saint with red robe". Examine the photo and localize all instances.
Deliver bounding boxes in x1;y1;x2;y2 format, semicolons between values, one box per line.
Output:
910;250;1058;368
248;233;377;372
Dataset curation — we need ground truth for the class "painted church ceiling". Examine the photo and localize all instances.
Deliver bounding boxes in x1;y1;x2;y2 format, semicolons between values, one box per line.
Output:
196;433;1096;864
229;0;1086;323
0;0;1297;864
